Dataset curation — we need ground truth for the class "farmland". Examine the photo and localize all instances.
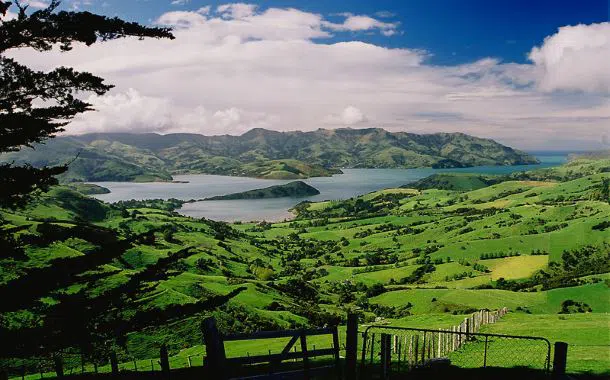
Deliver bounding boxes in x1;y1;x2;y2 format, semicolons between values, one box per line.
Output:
0;157;608;376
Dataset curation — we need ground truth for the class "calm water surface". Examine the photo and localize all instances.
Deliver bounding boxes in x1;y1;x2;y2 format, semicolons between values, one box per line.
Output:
92;154;566;222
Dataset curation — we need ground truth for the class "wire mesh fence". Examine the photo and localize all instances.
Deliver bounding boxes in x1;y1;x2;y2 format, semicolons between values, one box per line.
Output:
359;326;551;377
1;348;206;379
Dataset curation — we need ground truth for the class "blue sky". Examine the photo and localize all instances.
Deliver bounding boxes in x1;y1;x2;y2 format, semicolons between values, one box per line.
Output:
10;0;610;150
72;0;609;65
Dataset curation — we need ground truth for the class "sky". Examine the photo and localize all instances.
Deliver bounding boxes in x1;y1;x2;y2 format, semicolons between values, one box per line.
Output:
4;0;610;150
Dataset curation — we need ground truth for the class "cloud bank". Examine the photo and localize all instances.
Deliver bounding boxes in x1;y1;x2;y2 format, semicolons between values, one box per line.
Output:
5;4;609;150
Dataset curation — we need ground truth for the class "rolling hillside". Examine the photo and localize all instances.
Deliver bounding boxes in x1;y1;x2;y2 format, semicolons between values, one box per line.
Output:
0;128;538;182
0;157;607;376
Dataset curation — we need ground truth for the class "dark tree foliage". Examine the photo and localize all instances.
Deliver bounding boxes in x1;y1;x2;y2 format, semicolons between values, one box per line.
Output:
0;0;173;208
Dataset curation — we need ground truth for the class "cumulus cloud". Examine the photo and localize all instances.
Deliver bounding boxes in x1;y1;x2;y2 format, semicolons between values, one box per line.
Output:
529;22;610;94
341;106;367;124
67;89;279;136
217;3;258;19
324;106;367;125
69;89;174;134
326;14;399;36
6;4;610;149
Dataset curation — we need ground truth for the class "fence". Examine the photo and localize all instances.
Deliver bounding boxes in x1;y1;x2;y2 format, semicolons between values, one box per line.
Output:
1;311;570;380
201;317;342;379
0;345;204;380
359;308;553;378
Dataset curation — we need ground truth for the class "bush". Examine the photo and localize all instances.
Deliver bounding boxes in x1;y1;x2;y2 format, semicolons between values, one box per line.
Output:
559;299;592;314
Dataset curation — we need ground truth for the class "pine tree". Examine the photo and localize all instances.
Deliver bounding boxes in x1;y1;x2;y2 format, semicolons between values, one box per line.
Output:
0;0;174;208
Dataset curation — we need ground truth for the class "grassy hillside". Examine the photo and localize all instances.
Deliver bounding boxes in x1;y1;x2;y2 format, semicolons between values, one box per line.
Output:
0;158;608;376
408;173;502;191
0;128;538;182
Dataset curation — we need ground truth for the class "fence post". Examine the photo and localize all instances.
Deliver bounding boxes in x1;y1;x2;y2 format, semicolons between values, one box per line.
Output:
331;326;341;379
80;351;85;374
437;329;442;357
110;352;119;376
160;344;170;379
408;335;414;368
380;334;391;380
53;354;64;378
201;317;226;379
552;342;568;378
299;331;310;379
345;313;358;380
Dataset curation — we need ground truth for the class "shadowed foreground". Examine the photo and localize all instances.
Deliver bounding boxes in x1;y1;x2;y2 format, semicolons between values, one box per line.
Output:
12;366;608;380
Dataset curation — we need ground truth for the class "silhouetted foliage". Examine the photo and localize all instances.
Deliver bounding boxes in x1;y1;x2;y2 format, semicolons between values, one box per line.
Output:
0;0;173;208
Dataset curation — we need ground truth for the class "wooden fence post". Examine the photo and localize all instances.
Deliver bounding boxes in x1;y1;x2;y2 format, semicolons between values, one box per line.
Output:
331;326;341;379
413;335;419;366
408;335;414;368
552;342;568;379
421;332;427;363
160;344;170;379
80;351;85;374
110;352;119;377
345;313;358;380
380;334;391;380
299;331;310;379
437;329;442;357
53;354;64;378
201;317;227;379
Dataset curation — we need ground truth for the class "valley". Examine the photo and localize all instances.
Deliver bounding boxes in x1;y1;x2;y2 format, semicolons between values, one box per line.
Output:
1;156;608;377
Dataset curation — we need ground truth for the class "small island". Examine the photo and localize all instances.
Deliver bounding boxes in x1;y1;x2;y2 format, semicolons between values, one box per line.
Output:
205;181;320;200
67;183;111;195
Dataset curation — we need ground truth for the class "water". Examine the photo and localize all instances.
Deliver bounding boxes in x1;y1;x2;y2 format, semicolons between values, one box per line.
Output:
91;154;567;222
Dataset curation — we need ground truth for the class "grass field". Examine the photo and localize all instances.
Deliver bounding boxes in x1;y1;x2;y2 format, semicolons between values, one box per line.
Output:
1;158;608;377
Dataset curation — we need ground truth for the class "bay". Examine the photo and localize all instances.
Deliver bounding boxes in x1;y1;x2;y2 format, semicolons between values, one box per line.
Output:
91;154;567;222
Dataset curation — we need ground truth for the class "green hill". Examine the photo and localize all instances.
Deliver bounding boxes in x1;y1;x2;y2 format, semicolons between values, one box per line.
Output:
205;181;320;200
407;173;502;191
1;158;608;376
1;128;538;182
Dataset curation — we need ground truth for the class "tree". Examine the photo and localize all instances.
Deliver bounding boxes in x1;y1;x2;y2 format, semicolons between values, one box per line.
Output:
0;0;174;208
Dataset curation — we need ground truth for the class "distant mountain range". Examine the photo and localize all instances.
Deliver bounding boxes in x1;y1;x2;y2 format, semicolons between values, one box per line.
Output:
1;128;539;182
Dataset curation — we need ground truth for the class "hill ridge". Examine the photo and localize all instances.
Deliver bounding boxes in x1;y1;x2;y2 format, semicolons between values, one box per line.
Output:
2;127;539;182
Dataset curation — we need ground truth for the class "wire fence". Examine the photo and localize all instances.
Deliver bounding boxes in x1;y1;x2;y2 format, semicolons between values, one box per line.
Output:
1;349;205;379
360;326;551;376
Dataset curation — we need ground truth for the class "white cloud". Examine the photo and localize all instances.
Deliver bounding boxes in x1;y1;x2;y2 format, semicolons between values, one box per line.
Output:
341;106;367;125
68;0;93;11
6;5;610;150
69;89;174;134
324;106;367;125
67;89;278;136
217;3;258;19
171;0;190;6
21;1;50;9
529;22;610;94
0;10;17;21
326;15;399;36
196;6;211;15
